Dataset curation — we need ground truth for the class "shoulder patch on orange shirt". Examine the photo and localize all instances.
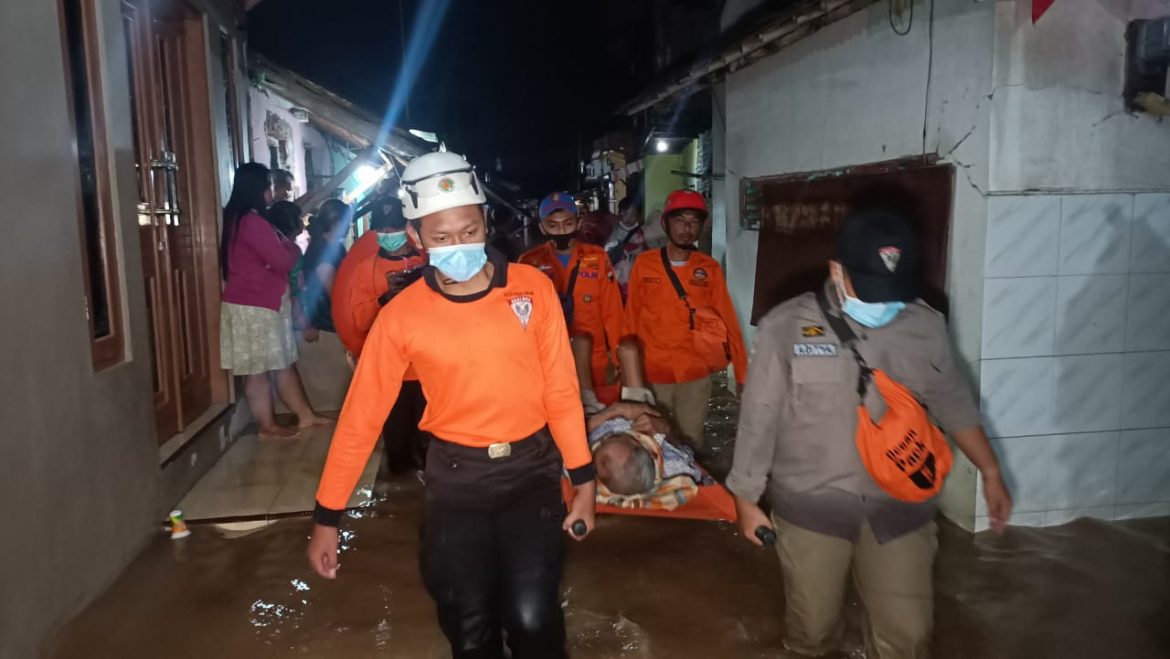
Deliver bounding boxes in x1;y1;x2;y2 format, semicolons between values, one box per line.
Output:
506;293;534;330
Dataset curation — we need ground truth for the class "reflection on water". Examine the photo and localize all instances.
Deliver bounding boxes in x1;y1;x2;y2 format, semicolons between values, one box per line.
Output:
703;371;739;480
48;379;1170;658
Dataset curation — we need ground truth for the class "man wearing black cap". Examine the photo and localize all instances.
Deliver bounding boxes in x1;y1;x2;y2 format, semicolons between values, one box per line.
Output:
727;209;1012;659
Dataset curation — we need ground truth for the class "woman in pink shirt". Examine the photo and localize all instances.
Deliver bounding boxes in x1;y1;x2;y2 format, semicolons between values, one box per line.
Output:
219;163;329;437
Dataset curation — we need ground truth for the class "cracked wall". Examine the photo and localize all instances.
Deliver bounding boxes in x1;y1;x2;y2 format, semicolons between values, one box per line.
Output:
718;0;1170;532
718;0;995;530
990;0;1170;192
976;0;1170;532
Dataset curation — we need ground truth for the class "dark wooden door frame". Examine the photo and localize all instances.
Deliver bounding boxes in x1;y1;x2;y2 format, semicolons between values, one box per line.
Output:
123;0;225;443
746;157;955;323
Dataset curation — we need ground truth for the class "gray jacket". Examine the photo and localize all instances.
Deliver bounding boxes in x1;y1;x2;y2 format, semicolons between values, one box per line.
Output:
726;281;982;543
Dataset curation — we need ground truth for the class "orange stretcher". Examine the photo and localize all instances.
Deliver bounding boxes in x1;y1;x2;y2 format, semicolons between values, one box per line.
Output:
560;476;738;522
563;383;739;522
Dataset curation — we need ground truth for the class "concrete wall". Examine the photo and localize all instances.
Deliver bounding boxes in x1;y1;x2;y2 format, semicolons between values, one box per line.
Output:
642;152;687;247
0;0;247;655
248;86;328;199
989;0;1170;192
720;0;1170;531
206;24;248;206
974;0;1170;530
719;0;996;529
0;2;156;656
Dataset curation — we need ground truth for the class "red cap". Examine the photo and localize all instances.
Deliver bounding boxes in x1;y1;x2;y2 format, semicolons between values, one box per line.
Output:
662;189;708;219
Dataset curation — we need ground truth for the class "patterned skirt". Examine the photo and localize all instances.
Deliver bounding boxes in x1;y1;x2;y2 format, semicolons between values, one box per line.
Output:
220;294;298;376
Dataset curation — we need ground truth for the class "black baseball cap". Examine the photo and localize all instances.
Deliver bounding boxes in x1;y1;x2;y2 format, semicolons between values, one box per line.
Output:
835;209;921;302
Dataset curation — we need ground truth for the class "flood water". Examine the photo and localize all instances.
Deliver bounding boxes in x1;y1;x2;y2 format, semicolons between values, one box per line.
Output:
49;378;1170;658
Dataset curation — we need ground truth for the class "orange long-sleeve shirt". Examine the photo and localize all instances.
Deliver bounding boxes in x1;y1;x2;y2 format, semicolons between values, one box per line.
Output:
625;248;748;385
518;242;625;379
315;253;592;512
331;231;427;357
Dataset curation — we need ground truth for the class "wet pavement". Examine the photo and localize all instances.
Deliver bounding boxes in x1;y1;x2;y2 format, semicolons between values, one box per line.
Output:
48;377;1170;658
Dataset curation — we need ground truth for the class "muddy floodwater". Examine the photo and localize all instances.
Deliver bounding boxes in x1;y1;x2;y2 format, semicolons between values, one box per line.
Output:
49;379;1169;658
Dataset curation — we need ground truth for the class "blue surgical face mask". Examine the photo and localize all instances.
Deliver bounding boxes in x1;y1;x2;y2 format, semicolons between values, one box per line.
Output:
835;274;905;328
427;242;487;282
377;231;408;253
842;294;905;328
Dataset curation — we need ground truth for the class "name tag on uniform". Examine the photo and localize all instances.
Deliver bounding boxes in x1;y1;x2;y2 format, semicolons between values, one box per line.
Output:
794;343;837;357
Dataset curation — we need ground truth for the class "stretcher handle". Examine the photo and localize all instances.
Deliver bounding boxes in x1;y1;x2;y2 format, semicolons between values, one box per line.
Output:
570;520;588;539
755;526;777;547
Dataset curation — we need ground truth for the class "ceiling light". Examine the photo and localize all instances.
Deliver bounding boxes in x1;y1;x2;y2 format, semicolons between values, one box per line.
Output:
655;139;669;153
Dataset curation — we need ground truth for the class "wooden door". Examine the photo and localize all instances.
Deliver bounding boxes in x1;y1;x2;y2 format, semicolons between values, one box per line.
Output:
123;0;215;441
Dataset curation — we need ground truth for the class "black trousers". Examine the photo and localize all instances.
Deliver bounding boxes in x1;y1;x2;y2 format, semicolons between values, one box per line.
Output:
419;431;567;659
382;380;428;473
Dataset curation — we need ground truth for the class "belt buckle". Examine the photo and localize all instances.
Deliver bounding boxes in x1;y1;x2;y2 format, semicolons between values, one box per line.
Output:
488;442;512;459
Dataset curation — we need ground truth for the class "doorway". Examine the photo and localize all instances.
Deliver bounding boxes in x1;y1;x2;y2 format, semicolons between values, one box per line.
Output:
122;0;222;442
746;160;955;322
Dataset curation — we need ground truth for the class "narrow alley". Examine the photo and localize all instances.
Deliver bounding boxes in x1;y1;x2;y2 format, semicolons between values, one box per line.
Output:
3;0;1169;657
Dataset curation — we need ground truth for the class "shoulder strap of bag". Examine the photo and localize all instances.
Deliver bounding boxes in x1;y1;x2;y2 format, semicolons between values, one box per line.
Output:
607;228;636;265
565;260;581;300
660;247;696;330
815;286;870;398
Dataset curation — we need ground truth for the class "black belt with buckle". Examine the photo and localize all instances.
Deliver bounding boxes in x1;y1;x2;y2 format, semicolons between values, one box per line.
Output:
430;427;551;462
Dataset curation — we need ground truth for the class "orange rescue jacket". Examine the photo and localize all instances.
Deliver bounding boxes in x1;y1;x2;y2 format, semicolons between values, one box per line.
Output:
625;249;748;385
518;242;625;369
331;231;427;358
316;254;593;511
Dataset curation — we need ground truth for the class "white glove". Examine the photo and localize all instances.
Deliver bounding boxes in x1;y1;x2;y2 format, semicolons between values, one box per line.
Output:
581;389;606;415
621;386;656;406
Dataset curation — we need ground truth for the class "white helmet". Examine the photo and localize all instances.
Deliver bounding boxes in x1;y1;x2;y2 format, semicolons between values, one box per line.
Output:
399;151;486;220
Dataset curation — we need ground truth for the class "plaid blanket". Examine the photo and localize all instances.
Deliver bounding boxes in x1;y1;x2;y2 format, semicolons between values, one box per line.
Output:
590;422;702;511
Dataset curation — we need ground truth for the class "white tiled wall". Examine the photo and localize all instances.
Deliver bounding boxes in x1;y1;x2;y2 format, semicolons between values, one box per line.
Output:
976;193;1170;531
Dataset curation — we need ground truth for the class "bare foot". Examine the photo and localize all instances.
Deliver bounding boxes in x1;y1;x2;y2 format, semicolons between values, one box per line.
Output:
259;425;298;439
297;415;333;429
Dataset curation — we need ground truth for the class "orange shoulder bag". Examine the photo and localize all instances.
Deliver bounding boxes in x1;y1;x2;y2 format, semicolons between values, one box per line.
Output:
815;288;953;502
661;248;731;374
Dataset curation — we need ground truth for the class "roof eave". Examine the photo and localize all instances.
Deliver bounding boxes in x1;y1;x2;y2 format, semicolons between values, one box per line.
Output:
618;0;880;116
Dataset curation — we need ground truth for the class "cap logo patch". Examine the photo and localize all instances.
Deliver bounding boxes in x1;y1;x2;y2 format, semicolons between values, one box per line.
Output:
437;177;456;193
879;246;901;273
508;295;533;330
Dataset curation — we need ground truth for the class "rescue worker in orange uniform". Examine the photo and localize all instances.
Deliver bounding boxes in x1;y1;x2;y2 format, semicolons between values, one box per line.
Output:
519;192;625;413
308;151;595;659
625;189;749;450
331;199;428;473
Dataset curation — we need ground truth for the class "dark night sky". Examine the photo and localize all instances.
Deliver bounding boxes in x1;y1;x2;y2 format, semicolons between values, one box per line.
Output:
248;0;650;195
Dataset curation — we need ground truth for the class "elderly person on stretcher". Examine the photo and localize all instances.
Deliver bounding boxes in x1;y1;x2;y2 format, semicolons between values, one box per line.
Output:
571;335;713;510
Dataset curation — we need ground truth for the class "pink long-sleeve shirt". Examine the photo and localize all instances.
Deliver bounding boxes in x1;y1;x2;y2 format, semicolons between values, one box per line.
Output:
222;211;300;311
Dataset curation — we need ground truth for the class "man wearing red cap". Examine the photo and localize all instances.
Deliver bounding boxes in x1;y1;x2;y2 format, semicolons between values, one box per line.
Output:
520;192;626;412
624;189;748;450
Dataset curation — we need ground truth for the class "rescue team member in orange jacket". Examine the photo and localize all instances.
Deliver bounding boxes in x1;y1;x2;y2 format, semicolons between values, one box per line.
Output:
331;199;429;473
519;192;625;413
308;151;595;659
624;189;749;450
